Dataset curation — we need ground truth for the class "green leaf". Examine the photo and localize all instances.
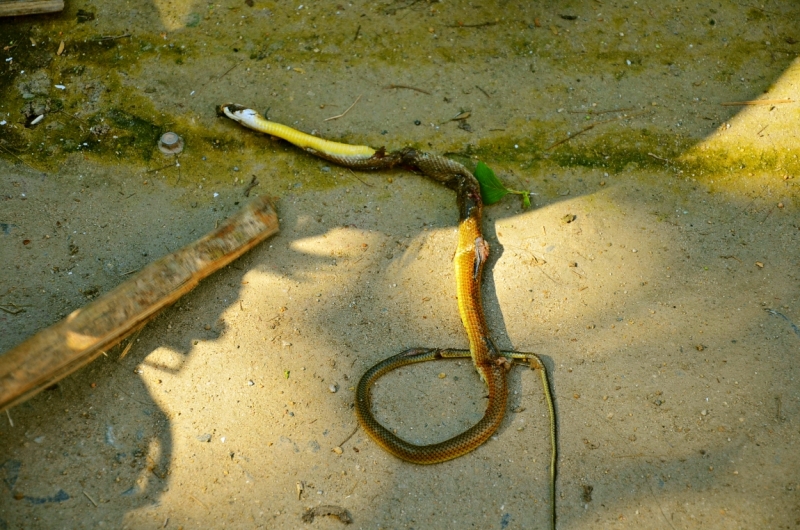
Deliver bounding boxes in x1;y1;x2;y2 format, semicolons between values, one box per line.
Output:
522;192;531;209
474;161;510;205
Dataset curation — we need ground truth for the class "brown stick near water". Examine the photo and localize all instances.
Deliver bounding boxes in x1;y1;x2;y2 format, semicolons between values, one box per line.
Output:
0;0;63;17
0;196;279;411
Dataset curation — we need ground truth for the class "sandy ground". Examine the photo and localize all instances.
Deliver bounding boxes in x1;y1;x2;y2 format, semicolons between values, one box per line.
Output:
1;1;799;528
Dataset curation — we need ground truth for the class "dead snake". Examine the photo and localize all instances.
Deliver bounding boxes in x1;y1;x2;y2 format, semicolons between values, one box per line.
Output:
220;104;556;526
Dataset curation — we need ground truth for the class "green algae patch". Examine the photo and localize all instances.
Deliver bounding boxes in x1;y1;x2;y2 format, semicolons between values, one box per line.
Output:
680;145;800;187
461;124;694;176
547;128;693;174
0;21;197;172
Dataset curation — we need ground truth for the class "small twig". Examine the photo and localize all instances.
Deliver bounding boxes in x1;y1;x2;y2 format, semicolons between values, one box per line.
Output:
720;98;793;106
547;123;598;150
96;34;131;41
324;94;362;121
338;425;359;447
118;328;142;361
567;106;634;115
757;124;769;136
244;175;259;197
147;163;175;174
83;490;99;507
189;495;208;510
347;168;373;187
475;85;491;98
5;409;12;427
353;24;361;42
384;84;431;95
216;61;242;83
547;110;649;150
448;21;497;28
0;144;43;172
54;108;88;124
0;303;25;315
647;152;671;164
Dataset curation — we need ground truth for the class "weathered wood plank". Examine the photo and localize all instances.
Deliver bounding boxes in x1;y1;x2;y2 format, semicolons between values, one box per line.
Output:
0;196;279;411
0;0;64;17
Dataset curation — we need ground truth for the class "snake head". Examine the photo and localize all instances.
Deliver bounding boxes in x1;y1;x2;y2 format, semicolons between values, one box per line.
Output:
217;103;246;117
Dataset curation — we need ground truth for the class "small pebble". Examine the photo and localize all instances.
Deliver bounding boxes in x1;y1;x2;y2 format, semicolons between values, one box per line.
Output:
158;131;184;154
247;380;255;386
197;433;212;443
332;446;343;455
233;166;240;171
329;384;338;393
438;373;446;379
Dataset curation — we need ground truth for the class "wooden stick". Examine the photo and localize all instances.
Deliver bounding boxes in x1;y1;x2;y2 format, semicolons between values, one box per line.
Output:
0;196;279;411
0;0;63;17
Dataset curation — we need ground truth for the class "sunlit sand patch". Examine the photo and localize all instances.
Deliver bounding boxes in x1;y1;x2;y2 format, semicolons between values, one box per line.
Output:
152;0;195;31
679;58;800;191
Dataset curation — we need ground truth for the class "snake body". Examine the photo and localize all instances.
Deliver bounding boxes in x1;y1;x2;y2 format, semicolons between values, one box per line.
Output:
221;104;556;523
